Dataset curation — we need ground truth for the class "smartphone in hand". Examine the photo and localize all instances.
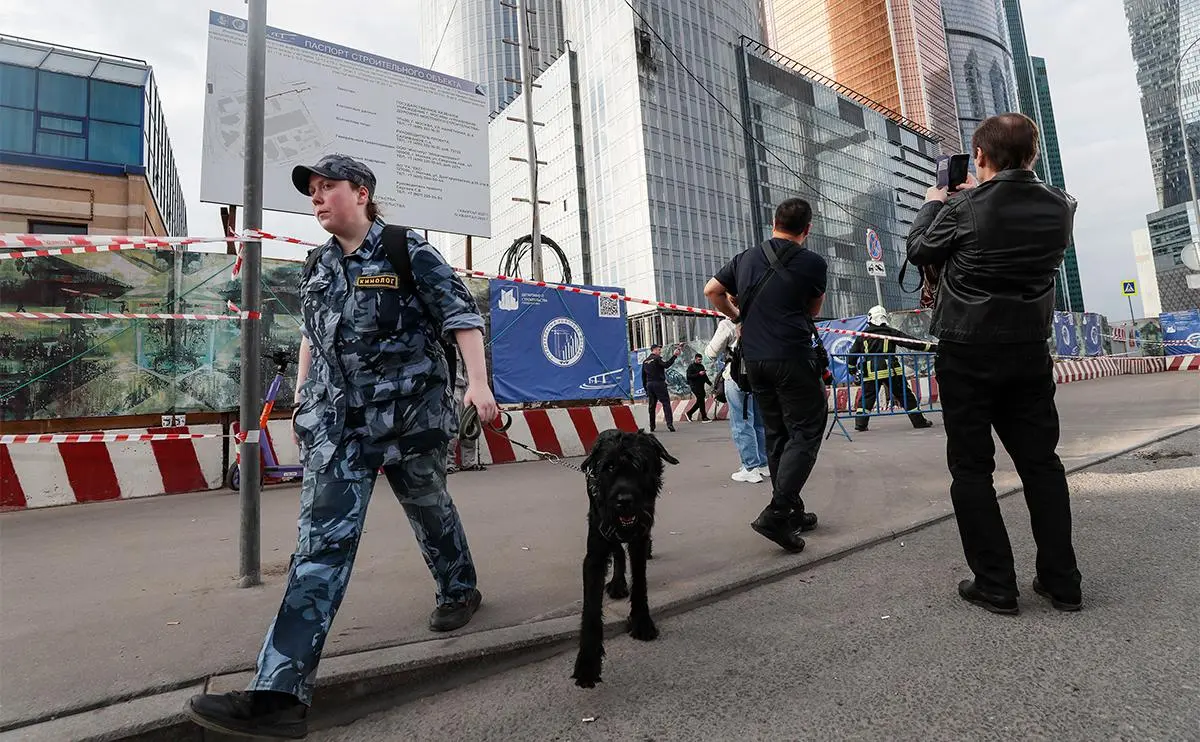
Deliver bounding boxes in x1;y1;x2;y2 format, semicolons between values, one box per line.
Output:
937;154;971;190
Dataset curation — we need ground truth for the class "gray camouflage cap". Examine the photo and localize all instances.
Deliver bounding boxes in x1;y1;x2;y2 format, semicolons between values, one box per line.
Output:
291;154;376;197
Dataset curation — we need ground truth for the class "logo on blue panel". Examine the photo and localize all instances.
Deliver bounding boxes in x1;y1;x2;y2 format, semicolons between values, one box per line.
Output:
1090;325;1101;346
830;336;854;360
541;317;585;368
1187;332;1200;349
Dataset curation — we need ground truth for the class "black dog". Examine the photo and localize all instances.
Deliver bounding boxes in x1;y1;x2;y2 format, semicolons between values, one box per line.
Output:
572;429;678;688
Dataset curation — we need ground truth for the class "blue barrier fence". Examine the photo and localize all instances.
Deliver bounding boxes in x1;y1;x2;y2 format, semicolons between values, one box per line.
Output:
826;352;940;441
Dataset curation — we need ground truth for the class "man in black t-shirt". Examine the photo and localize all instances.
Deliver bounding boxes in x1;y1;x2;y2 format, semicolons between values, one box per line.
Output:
704;198;828;553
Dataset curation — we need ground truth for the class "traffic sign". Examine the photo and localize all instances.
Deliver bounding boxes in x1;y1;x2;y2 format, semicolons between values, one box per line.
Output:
865;229;884;261
866;260;886;277
1121;280;1138;297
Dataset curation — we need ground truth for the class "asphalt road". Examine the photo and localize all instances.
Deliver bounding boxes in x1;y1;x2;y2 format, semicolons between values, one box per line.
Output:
314;432;1200;742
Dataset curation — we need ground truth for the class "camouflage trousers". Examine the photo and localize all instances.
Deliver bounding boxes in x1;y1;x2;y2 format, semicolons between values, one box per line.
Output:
248;446;477;705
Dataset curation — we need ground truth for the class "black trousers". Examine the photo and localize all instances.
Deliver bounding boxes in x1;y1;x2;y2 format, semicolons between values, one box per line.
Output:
937;343;1081;600
854;376;929;430
745;358;828;514
645;382;673;430
686;383;709;420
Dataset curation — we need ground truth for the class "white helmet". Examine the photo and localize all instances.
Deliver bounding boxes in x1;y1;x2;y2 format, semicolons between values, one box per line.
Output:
868;305;889;326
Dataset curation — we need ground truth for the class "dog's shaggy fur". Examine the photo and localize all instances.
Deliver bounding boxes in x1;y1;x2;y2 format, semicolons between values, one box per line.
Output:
572;429;678;688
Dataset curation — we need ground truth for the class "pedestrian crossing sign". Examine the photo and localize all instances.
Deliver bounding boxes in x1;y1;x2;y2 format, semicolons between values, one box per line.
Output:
1122;280;1138;297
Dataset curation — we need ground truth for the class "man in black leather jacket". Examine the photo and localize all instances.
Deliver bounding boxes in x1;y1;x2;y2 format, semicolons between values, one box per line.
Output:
907;113;1083;616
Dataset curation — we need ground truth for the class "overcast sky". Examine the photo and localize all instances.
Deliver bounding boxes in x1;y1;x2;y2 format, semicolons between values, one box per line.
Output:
0;0;1156;320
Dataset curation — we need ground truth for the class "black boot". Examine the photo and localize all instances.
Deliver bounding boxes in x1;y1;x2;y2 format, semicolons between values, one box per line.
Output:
957;579;1018;615
750;508;806;552
185;690;308;739
430;588;483;632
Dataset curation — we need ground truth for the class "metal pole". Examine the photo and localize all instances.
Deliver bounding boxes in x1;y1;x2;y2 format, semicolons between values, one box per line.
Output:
516;0;543;281
872;275;883;307
465;234;473;270
238;0;267;588
1128;295;1137;352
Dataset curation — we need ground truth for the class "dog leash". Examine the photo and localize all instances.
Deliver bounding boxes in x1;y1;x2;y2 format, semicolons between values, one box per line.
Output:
459;404;585;474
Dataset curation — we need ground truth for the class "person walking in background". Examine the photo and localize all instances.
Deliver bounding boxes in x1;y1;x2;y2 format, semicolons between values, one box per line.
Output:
907;113;1083;615
706;316;769;483
641;343;680;433
705;197;829;552
848;305;935;432
684;353;713;423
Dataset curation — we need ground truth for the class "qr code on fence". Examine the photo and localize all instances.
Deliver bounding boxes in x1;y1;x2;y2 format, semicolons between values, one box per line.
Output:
598;296;621;318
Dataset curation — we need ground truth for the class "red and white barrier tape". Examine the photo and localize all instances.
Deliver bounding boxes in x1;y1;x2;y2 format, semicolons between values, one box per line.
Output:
2;428;265;445
0;235;235;258
0;311;260;321
1;432;226;444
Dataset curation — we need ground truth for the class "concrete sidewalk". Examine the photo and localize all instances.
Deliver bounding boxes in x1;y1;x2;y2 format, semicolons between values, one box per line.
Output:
1;373;1197;733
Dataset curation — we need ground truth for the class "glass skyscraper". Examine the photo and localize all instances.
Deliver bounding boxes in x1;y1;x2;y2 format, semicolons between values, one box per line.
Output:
1031;57;1084;311
419;0;565;117
563;0;763;323
941;0;1019;151
1125;0;1200;312
738;40;940;319
1002;0;1049;182
760;0;962;153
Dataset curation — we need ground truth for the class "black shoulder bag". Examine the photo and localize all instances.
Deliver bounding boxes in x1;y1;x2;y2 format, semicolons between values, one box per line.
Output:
726;241;786;394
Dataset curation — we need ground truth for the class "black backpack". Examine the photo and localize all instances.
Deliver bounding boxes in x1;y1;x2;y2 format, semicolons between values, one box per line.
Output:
301;224;459;376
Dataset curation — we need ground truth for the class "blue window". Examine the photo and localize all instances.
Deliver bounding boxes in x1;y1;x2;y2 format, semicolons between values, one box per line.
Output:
90;80;142;125
39;114;84;134
88;120;141;165
0;64;37;108
37;70;87;116
36;131;86;159
0;106;35;152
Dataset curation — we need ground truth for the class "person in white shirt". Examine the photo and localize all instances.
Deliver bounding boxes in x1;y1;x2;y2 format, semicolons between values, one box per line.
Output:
706;316;769;484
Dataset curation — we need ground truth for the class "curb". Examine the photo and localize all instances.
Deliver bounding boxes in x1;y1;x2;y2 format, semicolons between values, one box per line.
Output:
6;423;1197;742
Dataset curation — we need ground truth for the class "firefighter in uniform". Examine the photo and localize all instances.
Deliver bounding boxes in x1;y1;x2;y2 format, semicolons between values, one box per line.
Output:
850;305;935;432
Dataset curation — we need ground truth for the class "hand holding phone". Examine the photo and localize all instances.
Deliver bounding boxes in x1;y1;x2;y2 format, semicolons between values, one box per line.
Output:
937;154;971;190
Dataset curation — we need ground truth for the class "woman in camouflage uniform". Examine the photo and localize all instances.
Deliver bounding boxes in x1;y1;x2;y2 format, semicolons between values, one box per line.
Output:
186;154;498;739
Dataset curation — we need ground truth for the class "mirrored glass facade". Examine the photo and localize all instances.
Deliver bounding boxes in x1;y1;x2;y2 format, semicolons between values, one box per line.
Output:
739;40;939;319
1125;0;1200;311
1125;0;1200;210
942;0;1018;150
761;0;962;153
1002;0;1049;181
0;38;186;235
420;0;565;117
1030;57;1085;311
564;0;762;314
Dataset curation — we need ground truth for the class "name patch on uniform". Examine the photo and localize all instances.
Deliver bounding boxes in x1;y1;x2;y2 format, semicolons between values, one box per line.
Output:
355;273;400;289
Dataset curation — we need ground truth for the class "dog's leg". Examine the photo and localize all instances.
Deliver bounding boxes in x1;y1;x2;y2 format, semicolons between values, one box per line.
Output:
626;537;659;641
606;542;629;599
572;528;609;688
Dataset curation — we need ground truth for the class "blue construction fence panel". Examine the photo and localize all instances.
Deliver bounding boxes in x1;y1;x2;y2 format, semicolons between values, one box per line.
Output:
489;281;631;404
1159;309;1200;356
817;315;869;384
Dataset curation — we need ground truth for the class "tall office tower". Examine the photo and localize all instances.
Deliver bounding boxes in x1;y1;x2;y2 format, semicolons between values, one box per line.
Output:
562;0;764;331
761;0;962;152
941;0;1019;150
1032;56;1085;311
419;0;565;116
1002;0;1048;181
1125;0;1200;312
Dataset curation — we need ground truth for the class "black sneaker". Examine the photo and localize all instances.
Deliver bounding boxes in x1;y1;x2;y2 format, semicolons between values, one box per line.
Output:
430;588;482;632
750;512;806;553
184;690;307;739
1032;578;1082;612
913;419;934;429
957;579;1019;615
667;425;676;432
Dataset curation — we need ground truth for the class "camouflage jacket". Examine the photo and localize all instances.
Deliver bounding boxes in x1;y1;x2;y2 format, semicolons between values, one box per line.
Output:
293;219;485;473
